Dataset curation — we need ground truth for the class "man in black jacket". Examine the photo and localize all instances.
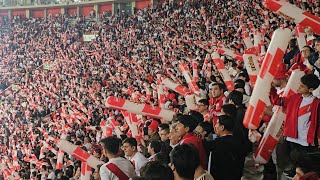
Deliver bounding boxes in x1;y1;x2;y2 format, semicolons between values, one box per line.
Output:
208;115;245;180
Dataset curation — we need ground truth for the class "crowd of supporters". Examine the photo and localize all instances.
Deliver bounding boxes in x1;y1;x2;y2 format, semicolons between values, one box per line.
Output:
0;0;320;179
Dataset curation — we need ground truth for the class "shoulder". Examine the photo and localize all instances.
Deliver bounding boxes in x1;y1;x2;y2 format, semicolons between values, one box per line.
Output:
99;163;109;173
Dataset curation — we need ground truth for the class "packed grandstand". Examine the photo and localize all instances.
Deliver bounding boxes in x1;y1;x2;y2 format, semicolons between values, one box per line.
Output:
0;0;320;180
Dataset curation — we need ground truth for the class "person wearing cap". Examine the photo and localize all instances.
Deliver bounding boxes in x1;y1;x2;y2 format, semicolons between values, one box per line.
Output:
271;63;288;100
175;115;207;170
139;120;160;157
264;63;289;120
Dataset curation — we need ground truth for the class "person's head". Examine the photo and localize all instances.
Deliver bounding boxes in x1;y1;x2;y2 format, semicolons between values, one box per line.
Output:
234;79;246;88
221;104;237;116
93;148;102;158
238;73;249;82
272;63;288;87
294;155;319;180
169;144;200;180
298;74;320;95
176;115;198;138
140;161;174;180
65;168;73;178
226;90;243;106
195;121;214;139
301;46;314;59
289;39;297;49
154;152;170;164
100;136;121;158
189;111;204;124
148;120;159;136
93;169;101;180
147;140;162;155
159;127;170;142
210;83;224;98
197;99;209;113
159;123;169;132
214;115;234;137
122;137;138;157
48;165;53;172
41;165;47;172
169;123;180;146
314;38;320;52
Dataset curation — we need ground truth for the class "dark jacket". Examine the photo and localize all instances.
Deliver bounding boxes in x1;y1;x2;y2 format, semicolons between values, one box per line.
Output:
208;135;245;180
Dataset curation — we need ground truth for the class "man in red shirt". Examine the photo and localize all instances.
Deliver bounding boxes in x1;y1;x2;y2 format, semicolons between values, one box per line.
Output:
175;115;207;170
209;83;226;125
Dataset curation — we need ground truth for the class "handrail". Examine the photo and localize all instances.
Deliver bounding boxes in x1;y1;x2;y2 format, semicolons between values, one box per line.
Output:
0;0;114;10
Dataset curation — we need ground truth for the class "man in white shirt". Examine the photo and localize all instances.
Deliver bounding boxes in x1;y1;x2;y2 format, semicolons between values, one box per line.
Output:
122;137;148;176
99;137;136;180
47;166;55;180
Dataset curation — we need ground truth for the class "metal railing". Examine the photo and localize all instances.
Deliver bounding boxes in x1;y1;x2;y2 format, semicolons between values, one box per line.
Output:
1;0;112;7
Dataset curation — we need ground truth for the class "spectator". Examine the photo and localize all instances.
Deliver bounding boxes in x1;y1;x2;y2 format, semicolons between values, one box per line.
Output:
208;115;245;180
169;144;199;180
282;74;320;178
140;161;174;180
147;140;162;161
196;99;211;122
99;136;136;180
168;123;180;149
122;137;148;176
140;120;160;156
176;115;207;170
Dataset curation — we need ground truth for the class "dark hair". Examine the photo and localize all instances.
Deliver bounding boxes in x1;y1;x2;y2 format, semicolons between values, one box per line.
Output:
131;177;147;180
314;38;320;44
300;74;320;90
177;115;198;132
289;39;297;48
41;165;47;171
189;111;204;124
218;115;234;132
170;144;199;179
100;136;121;155
123;137;138;148
198;121;214;137
295;153;320;175
159;123;169;131
94;148;102;155
234;78;246;87
227;90;243;106
140;161;174;180
211;82;225;90
198;99;209;106
154;152;170;164
149;140;162;154
65;168;73;178
302;45;315;53
221;104;237;116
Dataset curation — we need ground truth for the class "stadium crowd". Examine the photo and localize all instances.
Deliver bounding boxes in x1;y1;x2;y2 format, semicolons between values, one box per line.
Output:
0;0;320;179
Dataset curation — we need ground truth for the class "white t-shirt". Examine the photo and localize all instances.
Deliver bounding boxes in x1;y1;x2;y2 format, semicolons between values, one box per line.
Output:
195;171;215;180
286;95;315;146
129;152;148;176
100;157;136;180
47;172;55;180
